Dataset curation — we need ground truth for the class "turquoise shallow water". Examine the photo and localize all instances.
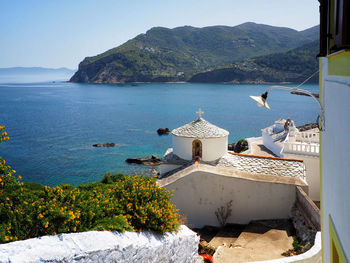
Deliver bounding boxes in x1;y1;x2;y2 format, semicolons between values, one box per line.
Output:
0;82;319;186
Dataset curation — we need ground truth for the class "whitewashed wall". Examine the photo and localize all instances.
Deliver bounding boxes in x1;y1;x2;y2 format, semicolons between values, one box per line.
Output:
164;170;296;228
244;136;262;154
173;135;228;161
262;131;283;157
0;226;200;263
321;57;350;263
283;154;319;201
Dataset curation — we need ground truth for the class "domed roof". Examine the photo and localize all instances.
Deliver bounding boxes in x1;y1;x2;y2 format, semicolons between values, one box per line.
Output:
172;117;229;138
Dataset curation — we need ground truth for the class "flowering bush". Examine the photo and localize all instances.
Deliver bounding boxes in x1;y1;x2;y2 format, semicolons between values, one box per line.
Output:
0;126;179;244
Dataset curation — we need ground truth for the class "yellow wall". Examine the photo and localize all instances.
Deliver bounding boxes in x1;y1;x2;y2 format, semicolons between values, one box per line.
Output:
328;51;350;77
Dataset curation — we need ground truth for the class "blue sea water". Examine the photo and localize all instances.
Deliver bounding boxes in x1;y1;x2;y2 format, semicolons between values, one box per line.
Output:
0;82;319;186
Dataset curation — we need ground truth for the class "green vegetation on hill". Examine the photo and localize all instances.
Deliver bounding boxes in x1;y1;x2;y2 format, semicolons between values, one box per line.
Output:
189;40;319;83
0;126;179;244
70;23;319;83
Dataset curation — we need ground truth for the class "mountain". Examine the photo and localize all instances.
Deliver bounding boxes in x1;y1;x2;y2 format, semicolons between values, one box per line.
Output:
0;67;76;83
189;40;319;83
70;23;319;83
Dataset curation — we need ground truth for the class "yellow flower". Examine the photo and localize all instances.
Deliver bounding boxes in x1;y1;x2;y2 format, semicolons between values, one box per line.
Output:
39;213;44;218
44;222;49;228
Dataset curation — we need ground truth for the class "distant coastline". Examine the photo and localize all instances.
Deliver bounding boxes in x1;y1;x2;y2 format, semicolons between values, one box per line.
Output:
0;67;76;84
70;23;319;85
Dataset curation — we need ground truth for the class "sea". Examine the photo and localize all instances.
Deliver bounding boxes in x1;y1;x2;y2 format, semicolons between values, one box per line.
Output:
0;81;319;187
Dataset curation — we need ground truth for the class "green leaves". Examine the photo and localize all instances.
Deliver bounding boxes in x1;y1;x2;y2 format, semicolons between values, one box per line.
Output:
0;173;179;244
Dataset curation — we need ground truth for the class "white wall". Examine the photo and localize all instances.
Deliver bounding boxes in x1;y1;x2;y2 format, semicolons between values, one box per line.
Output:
262;131;283;157
0;226;200;263
284;154;319;202
321;56;350;263
164;170;296;228
173;135;228;162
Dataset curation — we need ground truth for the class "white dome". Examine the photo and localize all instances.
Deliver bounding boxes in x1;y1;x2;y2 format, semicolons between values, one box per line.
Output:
172;117;229;138
172;117;229;161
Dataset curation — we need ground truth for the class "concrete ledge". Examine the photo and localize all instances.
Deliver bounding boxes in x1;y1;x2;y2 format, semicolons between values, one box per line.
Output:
248;232;322;263
158;163;308;188
0;225;200;263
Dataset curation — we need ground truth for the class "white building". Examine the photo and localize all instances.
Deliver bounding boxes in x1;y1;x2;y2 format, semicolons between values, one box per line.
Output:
318;0;350;261
261;118;320;202
159;112;310;228
160;110;229;175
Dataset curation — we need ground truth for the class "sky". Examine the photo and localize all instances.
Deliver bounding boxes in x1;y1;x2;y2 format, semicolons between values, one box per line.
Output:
0;0;320;69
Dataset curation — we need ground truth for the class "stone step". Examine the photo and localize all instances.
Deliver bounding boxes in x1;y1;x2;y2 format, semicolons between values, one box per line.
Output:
214;230;293;263
208;224;245;249
232;221;271;247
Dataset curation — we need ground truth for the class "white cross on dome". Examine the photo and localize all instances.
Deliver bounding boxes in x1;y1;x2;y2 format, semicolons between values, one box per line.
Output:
196;108;204;118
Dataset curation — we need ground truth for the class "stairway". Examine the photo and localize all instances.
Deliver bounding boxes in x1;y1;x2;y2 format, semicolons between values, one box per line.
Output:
212;220;294;263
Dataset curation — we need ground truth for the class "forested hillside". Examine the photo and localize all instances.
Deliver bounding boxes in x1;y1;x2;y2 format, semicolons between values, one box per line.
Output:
70;23;318;83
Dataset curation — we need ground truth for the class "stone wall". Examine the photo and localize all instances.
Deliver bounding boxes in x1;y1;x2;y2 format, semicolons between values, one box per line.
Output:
0;225;200;263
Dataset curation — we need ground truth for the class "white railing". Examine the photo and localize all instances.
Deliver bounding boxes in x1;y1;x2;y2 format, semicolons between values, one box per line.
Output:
290;131;319;143
283;141;320;156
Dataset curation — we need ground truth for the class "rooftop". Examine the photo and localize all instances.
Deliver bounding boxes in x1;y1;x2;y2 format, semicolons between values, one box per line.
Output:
217;153;305;179
161;148;306;182
172;117;229;138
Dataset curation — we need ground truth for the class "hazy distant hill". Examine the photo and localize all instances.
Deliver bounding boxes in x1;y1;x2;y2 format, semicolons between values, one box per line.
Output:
70;23;319;83
189;40;319;83
0;67;76;83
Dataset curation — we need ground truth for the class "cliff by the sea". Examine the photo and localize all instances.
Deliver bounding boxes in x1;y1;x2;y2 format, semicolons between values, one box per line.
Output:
70;23;319;84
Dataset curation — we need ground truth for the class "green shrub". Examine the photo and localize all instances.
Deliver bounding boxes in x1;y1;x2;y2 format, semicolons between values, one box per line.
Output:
0;125;179;244
293;237;303;251
0;173;179;244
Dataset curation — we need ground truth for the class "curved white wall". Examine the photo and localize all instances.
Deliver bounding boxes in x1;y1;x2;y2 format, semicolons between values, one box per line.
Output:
173;135;228;162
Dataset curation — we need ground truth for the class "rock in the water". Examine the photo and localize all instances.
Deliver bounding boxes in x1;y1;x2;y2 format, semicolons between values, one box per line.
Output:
126;155;162;166
157;128;170;135
103;142;116;147
93;142;117;147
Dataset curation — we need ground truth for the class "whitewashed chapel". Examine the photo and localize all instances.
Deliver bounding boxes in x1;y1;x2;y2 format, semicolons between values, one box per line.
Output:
158;110;309;228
